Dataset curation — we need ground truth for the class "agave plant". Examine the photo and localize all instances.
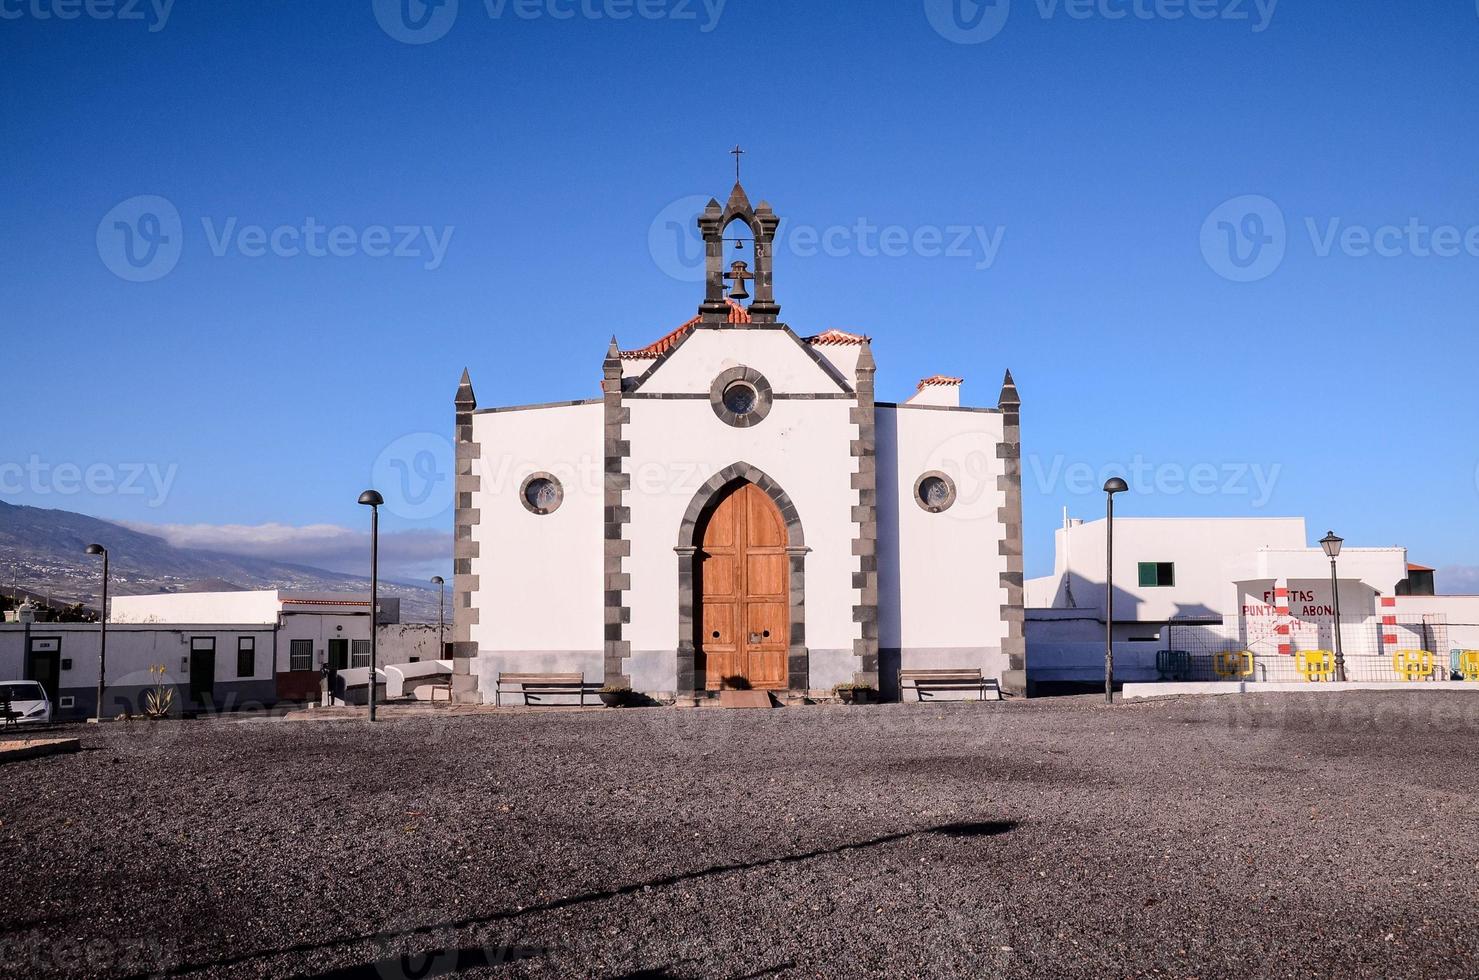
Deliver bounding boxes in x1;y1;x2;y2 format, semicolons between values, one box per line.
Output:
142;664;175;720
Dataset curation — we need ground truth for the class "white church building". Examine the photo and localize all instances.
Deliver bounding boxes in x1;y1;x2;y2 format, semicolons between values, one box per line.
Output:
448;179;1025;703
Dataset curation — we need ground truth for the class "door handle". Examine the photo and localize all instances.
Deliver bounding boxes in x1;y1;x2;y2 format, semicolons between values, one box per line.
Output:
749;632;762;643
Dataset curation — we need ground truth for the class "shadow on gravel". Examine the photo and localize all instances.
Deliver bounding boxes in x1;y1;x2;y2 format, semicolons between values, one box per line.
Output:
133;821;1016;979
302;944;548;979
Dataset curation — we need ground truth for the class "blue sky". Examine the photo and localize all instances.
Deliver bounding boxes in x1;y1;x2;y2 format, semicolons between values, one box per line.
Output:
2;0;1478;585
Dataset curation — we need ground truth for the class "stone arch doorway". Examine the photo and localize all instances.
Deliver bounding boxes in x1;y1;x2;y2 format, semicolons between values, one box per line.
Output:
675;463;808;695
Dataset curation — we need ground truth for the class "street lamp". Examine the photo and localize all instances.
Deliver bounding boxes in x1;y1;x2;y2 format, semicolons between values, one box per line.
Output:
1103;478;1129;705
431;575;445;660
358;490;385;722
84;544;109;721
1321;531;1347;682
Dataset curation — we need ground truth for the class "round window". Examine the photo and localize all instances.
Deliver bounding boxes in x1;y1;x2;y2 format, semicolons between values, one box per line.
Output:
722;381;759;417
914;471;958;514
519;473;563;515
710;367;773;428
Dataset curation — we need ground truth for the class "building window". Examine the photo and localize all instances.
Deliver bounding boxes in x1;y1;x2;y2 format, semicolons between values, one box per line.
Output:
709;367;773;428
913;470;958;514
1138;562;1176;588
351;639;371;668
519;473;564;516
290;639;313;672
237;637;255;678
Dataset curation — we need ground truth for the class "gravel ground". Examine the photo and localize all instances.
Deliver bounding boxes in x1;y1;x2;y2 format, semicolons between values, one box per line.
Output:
4;692;1479;979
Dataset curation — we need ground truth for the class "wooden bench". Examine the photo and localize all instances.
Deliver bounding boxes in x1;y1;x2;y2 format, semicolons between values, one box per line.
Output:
494;672;589;708
898;669;1001;702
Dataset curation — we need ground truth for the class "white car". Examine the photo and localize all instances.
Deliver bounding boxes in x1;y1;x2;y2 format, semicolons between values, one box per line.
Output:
1;681;54;726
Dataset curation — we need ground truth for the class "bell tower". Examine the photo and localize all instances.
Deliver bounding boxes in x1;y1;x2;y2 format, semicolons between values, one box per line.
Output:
697;147;781;323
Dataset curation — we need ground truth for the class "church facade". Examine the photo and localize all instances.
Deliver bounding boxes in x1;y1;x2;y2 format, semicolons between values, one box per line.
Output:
449;181;1025;703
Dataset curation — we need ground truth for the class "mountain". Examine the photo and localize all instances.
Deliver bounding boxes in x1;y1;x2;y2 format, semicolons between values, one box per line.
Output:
0;500;442;622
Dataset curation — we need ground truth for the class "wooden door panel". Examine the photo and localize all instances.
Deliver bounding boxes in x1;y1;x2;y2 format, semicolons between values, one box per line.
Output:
745;489;785;547
745;555;787;598
700;553;737;598
745;602;788;688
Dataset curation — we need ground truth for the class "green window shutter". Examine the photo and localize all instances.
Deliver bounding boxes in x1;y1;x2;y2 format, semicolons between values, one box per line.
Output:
1138;563;1157;587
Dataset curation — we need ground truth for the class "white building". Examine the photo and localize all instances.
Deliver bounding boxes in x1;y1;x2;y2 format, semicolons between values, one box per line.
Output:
1026;513;1478;686
449;179;1026;703
0;590;398;717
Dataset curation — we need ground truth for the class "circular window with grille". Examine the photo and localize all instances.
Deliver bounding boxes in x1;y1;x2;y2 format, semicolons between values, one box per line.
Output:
914;471;957;514
710;367;774;428
520;473;564;515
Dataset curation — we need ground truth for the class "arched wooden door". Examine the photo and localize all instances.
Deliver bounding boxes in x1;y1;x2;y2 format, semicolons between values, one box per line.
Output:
697;482;789;691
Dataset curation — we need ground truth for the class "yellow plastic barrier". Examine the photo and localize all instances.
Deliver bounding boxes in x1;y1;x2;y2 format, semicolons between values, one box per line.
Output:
1393;649;1435;682
1462;651;1479;682
1215;650;1255;679
1296;650;1337;683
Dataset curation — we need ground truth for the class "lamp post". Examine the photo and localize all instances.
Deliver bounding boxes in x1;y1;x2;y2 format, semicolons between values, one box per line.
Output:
1321;531;1347;682
1103;478;1129;705
19;599;36;701
84;544;109;721
431;575;445;660
358;491;384;722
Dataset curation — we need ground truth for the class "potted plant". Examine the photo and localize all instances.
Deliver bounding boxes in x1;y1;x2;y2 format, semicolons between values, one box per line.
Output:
833;682;878;705
599;683;632;708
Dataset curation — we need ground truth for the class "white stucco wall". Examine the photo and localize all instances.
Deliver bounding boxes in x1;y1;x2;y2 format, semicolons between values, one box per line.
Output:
112;590;283;625
277;613;371;667
468;402;605;689
1393;595;1479;652
877;404;1010;681
810;342;860;382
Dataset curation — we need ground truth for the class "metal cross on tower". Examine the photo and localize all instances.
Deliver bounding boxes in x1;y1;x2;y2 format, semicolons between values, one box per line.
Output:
731;144;745;182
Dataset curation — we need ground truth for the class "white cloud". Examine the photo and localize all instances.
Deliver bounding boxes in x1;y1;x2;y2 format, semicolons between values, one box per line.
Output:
122;521;449;580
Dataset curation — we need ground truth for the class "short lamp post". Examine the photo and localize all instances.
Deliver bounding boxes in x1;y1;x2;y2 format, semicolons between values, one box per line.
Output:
431;575;446;660
1321;531;1348;682
84;544;109;721
358;490;385;722
1103;478;1129;705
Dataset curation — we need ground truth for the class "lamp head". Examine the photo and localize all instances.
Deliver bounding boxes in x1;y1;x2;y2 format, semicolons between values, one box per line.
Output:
431;575;444;585
1103;477;1129;495
1320;531;1344;559
358;490;385;507
85;544;106;557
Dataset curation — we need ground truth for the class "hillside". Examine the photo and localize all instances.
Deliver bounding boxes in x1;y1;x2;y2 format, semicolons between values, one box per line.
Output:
0;500;441;622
